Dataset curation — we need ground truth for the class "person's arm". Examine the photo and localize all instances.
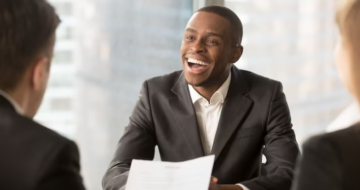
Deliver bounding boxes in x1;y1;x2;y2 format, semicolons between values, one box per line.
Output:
240;82;300;190
37;140;85;190
291;135;342;190
102;81;157;190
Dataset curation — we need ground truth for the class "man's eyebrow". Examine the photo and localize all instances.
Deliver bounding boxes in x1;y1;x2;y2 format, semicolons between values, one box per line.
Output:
185;28;197;33
185;28;223;38
207;32;223;38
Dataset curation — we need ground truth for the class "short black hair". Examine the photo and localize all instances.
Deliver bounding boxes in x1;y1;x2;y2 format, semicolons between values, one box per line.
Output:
0;0;60;90
197;5;243;46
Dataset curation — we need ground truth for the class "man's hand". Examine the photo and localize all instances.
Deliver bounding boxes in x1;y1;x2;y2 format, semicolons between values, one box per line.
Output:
208;184;243;190
209;176;243;190
210;176;218;184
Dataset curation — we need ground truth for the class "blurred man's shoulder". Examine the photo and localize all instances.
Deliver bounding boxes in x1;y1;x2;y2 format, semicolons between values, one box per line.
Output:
0;110;81;190
0;109;73;148
303;122;360;153
326;122;360;145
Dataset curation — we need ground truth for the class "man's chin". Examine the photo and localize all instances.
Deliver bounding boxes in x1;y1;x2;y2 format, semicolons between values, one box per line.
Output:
185;78;207;87
184;71;211;87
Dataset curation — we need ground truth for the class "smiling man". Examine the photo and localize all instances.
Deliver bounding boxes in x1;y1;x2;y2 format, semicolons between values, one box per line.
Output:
103;6;299;190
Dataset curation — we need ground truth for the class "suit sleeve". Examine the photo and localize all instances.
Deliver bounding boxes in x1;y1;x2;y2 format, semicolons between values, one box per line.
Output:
102;81;157;190
37;140;86;190
291;135;342;190
241;82;300;190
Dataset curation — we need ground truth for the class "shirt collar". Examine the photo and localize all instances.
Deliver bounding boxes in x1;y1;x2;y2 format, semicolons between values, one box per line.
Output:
0;89;24;115
188;72;232;105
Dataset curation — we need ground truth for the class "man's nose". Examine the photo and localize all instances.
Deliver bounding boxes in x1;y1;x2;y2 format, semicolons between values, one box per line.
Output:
191;39;206;53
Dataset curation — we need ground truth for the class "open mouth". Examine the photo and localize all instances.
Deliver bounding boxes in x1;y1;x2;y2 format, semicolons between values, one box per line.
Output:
186;58;210;73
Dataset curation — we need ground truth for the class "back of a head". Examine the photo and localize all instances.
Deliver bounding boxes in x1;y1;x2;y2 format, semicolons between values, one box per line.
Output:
197;5;243;46
336;0;360;100
0;0;60;91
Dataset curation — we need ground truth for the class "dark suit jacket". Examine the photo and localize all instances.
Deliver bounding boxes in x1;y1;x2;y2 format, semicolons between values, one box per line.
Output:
292;123;360;190
103;66;299;190
0;95;86;190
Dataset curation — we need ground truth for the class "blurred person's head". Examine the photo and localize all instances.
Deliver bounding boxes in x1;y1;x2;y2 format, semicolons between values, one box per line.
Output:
180;6;243;90
335;0;360;101
0;0;60;118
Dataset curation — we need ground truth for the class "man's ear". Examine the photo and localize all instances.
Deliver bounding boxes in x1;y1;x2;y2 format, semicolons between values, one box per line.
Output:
30;56;50;91
230;45;244;63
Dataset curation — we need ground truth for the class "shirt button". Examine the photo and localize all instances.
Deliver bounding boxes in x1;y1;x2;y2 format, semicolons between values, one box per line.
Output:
210;114;214;118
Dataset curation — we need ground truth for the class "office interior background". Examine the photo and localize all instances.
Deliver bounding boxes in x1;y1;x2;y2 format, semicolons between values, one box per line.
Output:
34;0;351;189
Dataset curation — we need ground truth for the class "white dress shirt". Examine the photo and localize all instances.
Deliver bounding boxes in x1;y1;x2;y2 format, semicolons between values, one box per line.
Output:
0;89;23;115
188;73;249;190
188;74;231;155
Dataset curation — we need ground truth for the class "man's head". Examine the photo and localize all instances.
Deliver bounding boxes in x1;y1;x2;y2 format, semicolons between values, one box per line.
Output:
180;5;243;87
0;0;60;118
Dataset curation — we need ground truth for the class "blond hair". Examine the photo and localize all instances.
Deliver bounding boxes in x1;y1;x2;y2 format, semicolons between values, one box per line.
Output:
336;0;360;101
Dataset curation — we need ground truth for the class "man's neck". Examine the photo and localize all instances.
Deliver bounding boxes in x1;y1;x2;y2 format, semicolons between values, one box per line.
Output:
192;73;230;101
193;85;221;101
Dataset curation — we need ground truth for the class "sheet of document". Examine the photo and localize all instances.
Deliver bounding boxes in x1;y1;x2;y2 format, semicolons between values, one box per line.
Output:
125;155;215;190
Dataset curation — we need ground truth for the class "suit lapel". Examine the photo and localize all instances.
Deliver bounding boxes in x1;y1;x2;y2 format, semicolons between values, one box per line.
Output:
211;67;253;161
168;72;205;158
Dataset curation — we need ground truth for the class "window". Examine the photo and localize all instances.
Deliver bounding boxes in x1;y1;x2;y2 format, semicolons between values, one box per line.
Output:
50;98;72;111
48;74;73;87
53;51;73;63
52;2;72;16
56;27;73;40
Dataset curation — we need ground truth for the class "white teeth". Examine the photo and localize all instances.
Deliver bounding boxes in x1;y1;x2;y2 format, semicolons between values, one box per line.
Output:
188;58;209;66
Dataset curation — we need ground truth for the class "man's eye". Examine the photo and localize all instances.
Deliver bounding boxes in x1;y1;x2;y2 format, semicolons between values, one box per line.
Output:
186;36;195;40
207;40;216;44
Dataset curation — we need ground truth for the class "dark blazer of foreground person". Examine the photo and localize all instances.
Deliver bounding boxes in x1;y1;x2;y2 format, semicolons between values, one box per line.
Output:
292;123;360;190
0;96;86;190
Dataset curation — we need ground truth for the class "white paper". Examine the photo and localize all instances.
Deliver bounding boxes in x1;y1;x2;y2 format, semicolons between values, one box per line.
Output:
125;155;215;190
